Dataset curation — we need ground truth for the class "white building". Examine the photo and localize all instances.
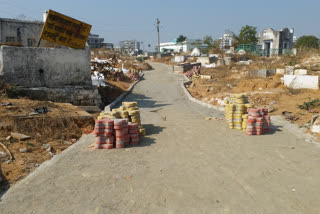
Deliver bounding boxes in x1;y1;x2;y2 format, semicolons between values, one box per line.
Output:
257;28;294;56
119;40;141;54
219;33;234;49
0;18;43;47
159;39;208;53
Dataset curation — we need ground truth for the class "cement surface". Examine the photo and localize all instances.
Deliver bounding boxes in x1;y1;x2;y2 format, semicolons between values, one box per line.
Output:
1;63;320;214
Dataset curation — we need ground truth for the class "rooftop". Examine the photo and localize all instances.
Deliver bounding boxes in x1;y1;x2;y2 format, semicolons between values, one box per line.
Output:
0;17;43;24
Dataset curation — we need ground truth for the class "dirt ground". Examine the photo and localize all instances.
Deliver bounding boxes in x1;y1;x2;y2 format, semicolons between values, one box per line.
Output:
184;51;320;128
0;98;95;186
2;63;320;213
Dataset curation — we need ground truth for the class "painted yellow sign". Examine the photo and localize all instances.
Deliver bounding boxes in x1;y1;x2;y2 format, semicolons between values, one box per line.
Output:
40;10;92;49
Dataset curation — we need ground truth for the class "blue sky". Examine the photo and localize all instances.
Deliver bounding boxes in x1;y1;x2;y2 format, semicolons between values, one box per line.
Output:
0;0;319;51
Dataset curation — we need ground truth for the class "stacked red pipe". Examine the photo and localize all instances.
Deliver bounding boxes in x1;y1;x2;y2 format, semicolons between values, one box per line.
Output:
246;108;271;135
94;119;115;149
94;119;141;149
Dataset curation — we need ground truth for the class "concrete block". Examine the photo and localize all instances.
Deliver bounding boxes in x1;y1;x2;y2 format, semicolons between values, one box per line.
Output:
249;69;276;78
276;68;285;75
173;55;187;63
284;75;319;90
197;57;217;65
285;66;294;75
294;69;308;75
311;115;320;133
173;62;201;73
217;59;224;66
224;57;232;65
200;75;211;80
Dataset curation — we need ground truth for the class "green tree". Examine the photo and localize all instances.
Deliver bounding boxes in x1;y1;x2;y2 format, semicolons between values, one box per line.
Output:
203;36;213;47
176;35;187;43
233;25;258;44
296;36;319;49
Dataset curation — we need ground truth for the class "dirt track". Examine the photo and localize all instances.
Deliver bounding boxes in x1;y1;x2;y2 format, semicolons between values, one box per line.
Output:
1;63;320;214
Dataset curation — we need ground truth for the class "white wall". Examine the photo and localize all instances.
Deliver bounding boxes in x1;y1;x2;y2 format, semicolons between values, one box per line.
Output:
0;45;91;87
0;19;43;47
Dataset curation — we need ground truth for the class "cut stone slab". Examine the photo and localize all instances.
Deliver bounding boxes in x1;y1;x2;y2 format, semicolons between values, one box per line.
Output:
197;57;217;65
200;75;211;79
10;132;31;140
172;56;187;63
284;75;319;90
249;69;276;78
285;66;294;75
311;116;320;133
19;148;28;153
294;69;308;75
276;68;285;75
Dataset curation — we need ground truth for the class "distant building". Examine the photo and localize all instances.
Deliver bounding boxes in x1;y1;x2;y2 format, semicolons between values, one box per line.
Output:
257;28;294;56
293;35;298;45
101;42;113;49
0;18;43;47
159;39;208;53
119;40;141;54
87;33;113;49
219;33;234;49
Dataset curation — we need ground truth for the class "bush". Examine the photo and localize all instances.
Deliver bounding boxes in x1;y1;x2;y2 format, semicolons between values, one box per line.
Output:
296;36;319;49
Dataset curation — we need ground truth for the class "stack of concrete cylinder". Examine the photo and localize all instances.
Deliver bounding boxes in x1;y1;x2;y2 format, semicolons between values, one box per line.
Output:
94;118;141;149
98;101;146;136
114;119;130;148
246;108;271;135
128;122;140;146
94;119;115;149
225;94;253;130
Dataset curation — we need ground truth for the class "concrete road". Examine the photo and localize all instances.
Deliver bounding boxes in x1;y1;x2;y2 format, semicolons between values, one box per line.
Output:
1;63;320;214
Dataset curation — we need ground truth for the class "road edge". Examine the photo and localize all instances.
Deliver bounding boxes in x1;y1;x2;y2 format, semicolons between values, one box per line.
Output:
104;73;144;112
152;62;320;145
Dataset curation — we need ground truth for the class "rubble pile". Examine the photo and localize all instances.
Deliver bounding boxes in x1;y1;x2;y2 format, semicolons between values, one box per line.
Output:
184;65;201;79
246;108;271;135
91;57;141;83
225;94;253;130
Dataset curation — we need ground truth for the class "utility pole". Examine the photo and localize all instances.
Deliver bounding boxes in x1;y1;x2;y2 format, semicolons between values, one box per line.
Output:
156;18;160;54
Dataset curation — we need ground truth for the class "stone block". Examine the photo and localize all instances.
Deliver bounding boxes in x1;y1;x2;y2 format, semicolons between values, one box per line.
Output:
217;59;224;66
173;62;201;73
200;75;211;79
173;56;187;63
284;75;319;90
285;66;294;75
294;69;308;75
249;69;276;78
276;68;285;75
197;57;217;65
224;57;232;65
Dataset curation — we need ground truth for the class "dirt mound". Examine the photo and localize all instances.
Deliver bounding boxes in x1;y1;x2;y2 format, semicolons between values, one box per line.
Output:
0;98;94;186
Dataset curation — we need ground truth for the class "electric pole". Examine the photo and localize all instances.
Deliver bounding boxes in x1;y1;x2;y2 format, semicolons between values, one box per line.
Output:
156;18;160;53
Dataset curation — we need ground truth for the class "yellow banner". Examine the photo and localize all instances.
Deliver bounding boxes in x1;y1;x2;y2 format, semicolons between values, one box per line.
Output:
40;10;92;49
